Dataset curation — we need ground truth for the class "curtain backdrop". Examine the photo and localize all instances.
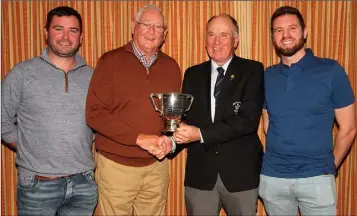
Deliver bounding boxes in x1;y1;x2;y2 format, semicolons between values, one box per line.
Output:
2;1;356;215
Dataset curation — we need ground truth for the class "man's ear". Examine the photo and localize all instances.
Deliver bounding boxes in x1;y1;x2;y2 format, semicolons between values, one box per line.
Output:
234;36;239;50
131;21;136;35
163;28;168;41
80;33;83;44
303;26;308;40
44;28;48;40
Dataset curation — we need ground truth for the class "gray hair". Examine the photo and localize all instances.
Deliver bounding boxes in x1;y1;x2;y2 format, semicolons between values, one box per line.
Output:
135;4;166;26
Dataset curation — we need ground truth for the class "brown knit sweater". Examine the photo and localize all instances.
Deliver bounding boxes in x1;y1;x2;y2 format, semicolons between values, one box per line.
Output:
86;42;182;166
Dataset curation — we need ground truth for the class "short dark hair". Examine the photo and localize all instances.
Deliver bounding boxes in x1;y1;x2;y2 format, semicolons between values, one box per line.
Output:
270;6;305;35
206;14;239;36
45;6;82;33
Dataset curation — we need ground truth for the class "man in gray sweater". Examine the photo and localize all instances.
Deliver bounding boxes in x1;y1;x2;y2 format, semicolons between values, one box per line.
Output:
1;6;97;215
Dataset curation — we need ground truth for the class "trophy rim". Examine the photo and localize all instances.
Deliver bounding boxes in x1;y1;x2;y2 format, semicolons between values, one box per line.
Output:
156;92;192;97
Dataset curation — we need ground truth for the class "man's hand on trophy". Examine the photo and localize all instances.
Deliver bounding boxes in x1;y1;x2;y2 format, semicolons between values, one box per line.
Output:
173;123;201;144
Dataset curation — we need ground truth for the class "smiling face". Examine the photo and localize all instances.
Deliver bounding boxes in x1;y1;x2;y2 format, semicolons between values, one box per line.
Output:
205;16;239;66
132;9;167;57
45;15;82;58
272;14;307;57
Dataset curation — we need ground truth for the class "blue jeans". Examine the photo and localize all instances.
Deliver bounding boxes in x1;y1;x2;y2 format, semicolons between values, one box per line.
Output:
17;171;98;216
259;174;336;216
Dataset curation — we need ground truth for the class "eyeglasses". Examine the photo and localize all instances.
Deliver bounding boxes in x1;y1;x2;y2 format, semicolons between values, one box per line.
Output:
136;22;165;33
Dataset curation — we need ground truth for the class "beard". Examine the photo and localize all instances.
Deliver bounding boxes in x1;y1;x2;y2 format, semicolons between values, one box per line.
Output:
273;36;305;57
47;38;81;58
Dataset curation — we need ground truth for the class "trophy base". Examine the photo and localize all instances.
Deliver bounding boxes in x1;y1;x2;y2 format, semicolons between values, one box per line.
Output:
163;120;179;132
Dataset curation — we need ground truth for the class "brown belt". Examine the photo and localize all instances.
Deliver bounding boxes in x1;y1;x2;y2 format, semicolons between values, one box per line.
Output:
35;174;74;180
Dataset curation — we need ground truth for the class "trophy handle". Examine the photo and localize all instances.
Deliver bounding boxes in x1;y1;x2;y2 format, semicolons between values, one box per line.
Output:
149;93;163;115
185;95;194;112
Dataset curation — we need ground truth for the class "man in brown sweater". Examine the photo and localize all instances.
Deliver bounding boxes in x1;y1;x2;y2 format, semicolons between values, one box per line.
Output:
86;4;182;216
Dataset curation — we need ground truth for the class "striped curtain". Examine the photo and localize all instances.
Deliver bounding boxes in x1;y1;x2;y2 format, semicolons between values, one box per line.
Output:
2;1;356;215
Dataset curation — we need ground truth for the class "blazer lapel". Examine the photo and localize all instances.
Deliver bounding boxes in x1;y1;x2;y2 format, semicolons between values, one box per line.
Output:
198;61;213;123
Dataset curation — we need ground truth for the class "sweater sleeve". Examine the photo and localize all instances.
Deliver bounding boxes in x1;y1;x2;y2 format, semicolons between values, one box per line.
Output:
1;65;23;143
85;55;140;146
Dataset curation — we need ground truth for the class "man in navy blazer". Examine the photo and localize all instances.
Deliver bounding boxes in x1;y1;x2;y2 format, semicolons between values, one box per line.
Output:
173;14;264;216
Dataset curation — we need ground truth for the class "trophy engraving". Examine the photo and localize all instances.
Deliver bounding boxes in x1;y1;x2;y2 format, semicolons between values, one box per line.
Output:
150;92;194;132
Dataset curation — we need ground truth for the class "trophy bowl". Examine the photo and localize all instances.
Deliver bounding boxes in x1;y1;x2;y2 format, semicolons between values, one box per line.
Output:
150;92;194;132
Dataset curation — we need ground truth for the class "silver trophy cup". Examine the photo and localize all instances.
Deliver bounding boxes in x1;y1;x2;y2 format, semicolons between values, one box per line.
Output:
150;92;194;132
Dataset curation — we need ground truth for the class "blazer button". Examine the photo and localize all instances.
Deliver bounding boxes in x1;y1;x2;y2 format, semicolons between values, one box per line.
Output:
215;151;219;155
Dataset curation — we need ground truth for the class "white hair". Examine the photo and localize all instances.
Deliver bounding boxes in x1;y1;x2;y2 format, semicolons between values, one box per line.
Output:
135;4;166;26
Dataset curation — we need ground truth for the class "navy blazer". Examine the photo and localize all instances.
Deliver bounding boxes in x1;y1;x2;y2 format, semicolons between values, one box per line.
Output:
173;55;264;192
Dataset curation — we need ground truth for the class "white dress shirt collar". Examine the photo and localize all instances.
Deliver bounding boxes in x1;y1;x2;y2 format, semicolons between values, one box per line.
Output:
211;57;233;76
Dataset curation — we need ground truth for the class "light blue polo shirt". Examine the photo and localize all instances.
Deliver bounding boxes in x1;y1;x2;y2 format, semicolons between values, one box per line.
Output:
262;49;355;178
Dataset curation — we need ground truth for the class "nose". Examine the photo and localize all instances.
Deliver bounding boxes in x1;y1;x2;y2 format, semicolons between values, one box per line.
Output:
282;28;291;38
61;29;72;39
213;36;220;44
62;30;69;39
147;25;155;34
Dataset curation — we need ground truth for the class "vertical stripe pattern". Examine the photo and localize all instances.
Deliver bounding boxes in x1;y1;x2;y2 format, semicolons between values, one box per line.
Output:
1;1;356;215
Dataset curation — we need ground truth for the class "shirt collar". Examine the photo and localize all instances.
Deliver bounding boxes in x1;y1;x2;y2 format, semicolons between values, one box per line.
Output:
131;41;158;60
211;56;233;75
280;48;315;71
40;47;87;69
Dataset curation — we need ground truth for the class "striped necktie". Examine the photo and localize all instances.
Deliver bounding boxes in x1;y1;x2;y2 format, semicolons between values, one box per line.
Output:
214;67;225;99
